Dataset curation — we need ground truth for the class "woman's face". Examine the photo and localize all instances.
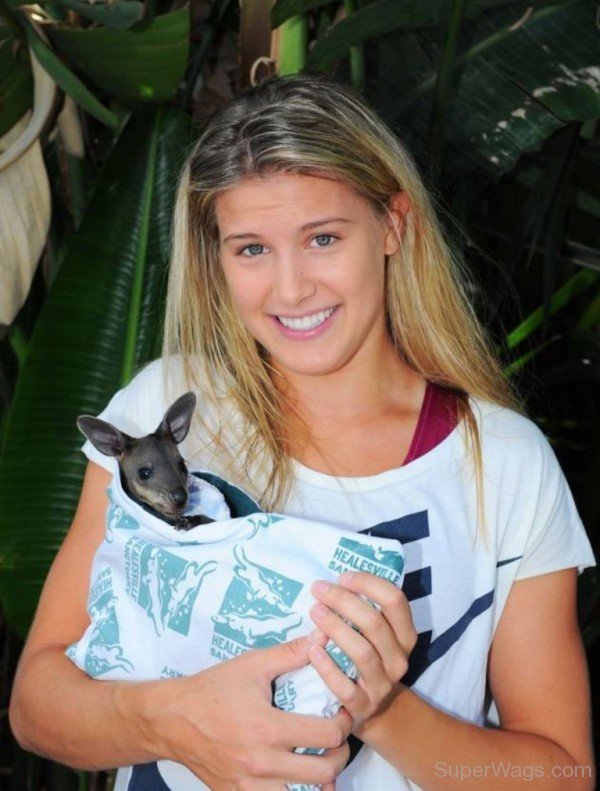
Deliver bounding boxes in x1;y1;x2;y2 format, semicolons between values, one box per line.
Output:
215;172;405;380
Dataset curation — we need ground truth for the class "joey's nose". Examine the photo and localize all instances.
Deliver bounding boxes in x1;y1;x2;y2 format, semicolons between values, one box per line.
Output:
169;488;187;507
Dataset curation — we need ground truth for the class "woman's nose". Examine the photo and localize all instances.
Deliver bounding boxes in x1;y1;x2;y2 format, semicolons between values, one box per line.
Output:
272;256;316;305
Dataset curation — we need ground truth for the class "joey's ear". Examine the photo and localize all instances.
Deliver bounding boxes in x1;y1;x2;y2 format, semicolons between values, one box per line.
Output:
160;392;196;444
77;416;131;458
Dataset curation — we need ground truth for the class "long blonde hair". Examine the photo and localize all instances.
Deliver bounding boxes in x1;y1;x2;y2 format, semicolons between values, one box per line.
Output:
163;72;522;522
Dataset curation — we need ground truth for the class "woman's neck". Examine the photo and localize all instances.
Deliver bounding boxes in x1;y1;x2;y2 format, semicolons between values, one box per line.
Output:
275;342;422;419
272;345;427;476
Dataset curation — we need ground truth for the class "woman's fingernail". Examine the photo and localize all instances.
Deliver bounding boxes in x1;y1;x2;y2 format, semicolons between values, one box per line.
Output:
311;603;330;618
339;572;355;584
308;628;325;644
312;581;330;595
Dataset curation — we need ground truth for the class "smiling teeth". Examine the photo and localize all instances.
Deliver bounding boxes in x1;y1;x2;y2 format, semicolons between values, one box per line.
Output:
278;307;335;331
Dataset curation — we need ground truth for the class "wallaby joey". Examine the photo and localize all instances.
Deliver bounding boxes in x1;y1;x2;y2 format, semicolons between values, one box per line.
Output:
77;392;214;530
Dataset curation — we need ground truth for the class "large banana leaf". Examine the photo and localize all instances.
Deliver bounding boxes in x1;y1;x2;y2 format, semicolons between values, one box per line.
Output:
25;20;119;129
271;0;571;30
0;21;32;137
48;7;189;105
51;0;145;32
438;1;600;172
0;107;191;636
315;0;600;174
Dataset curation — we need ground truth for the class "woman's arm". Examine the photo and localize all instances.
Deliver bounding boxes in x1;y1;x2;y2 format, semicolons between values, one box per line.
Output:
9;462;138;765
309;569;595;790
9;462;352;788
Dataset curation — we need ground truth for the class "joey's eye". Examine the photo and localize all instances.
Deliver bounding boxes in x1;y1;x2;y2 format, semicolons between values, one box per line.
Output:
312;234;337;248
138;467;153;481
240;243;265;257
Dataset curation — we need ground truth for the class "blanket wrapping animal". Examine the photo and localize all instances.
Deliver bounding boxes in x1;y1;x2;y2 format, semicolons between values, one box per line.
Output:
67;471;405;791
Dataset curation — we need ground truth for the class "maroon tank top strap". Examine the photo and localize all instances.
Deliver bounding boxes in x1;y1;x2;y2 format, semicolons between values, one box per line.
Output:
403;381;459;466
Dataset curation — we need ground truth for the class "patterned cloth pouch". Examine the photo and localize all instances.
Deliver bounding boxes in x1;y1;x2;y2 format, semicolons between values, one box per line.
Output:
67;471;405;791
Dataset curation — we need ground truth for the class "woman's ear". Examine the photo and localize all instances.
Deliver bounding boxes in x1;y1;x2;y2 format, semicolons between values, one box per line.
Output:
384;191;411;256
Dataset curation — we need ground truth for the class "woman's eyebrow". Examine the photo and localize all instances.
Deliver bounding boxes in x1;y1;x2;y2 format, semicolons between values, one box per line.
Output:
221;217;351;243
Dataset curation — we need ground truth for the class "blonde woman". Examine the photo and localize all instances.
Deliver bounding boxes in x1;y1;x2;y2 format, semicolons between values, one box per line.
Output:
10;73;596;790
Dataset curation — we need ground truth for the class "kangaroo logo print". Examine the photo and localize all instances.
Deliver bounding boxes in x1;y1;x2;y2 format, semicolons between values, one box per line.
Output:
80;568;134;676
210;545;304;658
106;490;139;542
124;537;217;637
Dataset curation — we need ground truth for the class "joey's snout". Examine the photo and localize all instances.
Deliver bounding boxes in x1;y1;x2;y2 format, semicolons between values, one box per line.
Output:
127;477;189;519
169;487;188;509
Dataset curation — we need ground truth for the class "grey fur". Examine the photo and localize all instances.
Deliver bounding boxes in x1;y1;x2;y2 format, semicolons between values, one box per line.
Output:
77;392;214;529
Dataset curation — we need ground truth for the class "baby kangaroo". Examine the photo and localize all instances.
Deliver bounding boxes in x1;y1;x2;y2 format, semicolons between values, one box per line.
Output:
77;392;214;530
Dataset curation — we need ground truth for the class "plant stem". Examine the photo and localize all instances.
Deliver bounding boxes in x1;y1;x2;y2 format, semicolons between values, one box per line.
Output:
504;269;599;350
343;0;365;91
429;0;467;169
277;15;307;75
183;0;232;105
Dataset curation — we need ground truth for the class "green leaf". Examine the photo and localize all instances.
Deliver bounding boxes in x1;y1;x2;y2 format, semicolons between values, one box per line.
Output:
428;0;468;166
344;0;365;92
24;21;118;128
306;0;441;71
0;22;33;136
391;0;600;174
52;0;145;32
458;1;600;154
577;290;600;331
270;0;331;29
503;335;556;376
47;7;189;106
504;269;599;350
303;0;570;72
271;0;566;31
0;107;191;636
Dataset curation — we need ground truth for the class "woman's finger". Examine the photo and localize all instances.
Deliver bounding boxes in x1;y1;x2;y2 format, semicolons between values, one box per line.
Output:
323;740;351;786
310;602;391;687
336;572;418;654
232;742;350;788
273;707;352;751
309;643;369;707
310;582;408;680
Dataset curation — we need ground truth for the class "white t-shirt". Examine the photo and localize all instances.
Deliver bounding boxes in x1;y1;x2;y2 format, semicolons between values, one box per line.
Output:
82;358;596;791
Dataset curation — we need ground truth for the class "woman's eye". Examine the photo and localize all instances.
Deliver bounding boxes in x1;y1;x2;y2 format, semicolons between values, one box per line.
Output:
311;234;337;248
138;467;153;481
240;243;265;257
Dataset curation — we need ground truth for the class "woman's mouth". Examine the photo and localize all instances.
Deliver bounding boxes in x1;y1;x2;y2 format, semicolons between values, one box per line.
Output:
273;305;339;339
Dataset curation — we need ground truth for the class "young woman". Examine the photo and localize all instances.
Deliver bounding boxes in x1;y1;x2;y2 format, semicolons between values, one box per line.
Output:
10;72;596;790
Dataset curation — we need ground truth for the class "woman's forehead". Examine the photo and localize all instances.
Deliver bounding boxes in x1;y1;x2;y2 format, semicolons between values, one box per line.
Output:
214;172;370;228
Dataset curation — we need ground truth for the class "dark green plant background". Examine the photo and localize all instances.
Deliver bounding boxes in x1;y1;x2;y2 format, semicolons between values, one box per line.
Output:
0;0;598;786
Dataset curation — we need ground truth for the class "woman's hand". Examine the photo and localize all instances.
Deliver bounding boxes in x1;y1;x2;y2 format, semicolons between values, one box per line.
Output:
308;571;417;739
136;634;352;790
